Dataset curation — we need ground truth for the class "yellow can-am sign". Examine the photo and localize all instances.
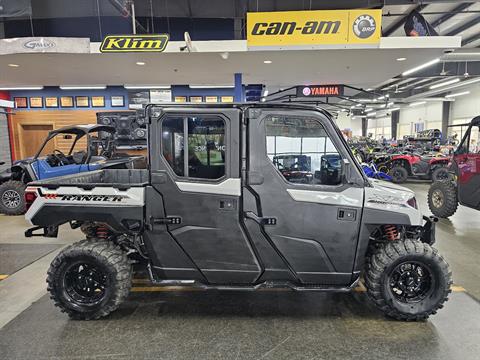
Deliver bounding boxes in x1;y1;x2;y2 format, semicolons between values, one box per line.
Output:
100;34;169;52
247;9;382;48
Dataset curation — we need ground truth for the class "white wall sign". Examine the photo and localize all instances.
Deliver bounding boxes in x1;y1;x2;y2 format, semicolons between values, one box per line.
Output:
0;37;90;55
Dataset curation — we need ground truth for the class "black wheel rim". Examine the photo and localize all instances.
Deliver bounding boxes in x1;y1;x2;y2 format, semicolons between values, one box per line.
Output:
389;261;434;303
64;261;108;306
2;189;21;209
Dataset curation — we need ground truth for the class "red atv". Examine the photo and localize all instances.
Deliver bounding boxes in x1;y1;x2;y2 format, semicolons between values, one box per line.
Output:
428;116;480;218
388;152;450;184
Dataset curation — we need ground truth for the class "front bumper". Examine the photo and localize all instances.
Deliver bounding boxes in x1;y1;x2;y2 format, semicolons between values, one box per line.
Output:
420;215;437;245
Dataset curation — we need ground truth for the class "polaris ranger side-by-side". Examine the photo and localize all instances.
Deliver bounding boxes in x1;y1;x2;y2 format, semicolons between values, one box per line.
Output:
25;104;450;321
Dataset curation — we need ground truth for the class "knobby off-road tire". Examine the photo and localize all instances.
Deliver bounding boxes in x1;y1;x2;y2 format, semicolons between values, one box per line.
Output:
365;239;452;321
428;181;458;218
0;180;26;215
47;238;132;320
390;166;408;183
431;167;450;182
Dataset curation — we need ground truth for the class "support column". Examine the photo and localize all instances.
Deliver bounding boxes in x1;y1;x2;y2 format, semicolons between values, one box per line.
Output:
361;118;368;137
234;73;243;102
391;110;400;140
442;101;451;144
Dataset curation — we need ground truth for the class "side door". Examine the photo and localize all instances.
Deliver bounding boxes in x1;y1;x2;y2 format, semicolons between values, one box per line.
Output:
246;108;365;285
456;123;480;209
145;107;261;284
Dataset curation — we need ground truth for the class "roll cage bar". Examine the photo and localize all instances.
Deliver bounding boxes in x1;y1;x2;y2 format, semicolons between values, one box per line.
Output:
33;125;116;161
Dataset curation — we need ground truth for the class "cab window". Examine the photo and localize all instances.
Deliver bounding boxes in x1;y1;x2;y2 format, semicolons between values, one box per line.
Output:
162;116;226;179
265;116;342;186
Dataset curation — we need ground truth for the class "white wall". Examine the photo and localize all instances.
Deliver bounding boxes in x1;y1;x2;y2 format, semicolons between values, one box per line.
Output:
450;83;480;122
367;116;391;139
398;102;443;138
334;112;363;136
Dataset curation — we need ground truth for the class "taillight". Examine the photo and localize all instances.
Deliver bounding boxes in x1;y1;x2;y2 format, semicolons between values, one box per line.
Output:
25;189;38;210
407;196;418;209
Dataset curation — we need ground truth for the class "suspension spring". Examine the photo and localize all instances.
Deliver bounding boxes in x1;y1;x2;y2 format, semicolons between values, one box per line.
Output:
383;224;398;241
95;226;109;239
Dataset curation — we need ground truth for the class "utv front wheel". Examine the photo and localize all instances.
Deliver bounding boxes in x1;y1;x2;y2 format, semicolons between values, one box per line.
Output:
365;239;451;321
428;181;458;218
47;239;132;320
390;166;408;183
0;180;26;215
431;167;450;182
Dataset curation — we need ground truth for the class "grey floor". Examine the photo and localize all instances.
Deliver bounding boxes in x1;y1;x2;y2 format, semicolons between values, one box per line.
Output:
0;182;479;360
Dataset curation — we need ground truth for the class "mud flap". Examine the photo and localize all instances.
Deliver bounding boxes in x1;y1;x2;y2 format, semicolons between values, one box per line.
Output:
420;215;437;245
25;225;59;238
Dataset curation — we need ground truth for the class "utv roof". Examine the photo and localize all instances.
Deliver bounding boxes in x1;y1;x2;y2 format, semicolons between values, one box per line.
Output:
49;124;116;136
146;102;333;118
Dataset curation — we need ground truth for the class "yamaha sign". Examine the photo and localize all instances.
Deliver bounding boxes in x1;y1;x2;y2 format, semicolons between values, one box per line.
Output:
296;85;344;97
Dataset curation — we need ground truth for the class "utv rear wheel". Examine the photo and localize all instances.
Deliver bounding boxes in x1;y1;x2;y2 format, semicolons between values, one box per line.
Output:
47;239;132;320
390;166;408;183
428;181;458;218
0;180;26;215
365;239;451;321
431;167;449;182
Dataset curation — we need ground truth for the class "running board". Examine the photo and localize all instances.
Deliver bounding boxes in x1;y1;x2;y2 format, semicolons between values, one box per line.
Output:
146;264;358;292
147;279;356;292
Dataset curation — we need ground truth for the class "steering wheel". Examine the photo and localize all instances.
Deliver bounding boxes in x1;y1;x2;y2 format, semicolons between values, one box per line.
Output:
52;149;68;166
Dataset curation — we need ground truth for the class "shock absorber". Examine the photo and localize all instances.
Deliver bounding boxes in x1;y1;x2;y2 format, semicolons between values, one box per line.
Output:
382;224;398;241
95;225;109;239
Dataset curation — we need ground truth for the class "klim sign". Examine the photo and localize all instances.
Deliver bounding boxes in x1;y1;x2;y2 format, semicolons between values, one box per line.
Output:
100;34;169;53
247;9;381;49
297;85;344;97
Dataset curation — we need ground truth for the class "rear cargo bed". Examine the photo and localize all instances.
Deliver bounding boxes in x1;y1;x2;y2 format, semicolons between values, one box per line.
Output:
29;169;149;188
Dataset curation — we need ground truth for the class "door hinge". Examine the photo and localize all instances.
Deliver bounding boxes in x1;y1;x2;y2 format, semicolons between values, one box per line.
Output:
151;216;182;225
244;211;277;225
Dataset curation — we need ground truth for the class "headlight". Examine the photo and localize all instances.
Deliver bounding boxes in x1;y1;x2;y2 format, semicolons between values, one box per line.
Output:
407;196;418;209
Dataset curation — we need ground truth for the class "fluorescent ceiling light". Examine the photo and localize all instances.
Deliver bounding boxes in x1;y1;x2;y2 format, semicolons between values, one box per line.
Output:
189;85;234;89
263;89;269;97
7;63;19;68
0;86;44;90
60;85;106;90
124;85;171;89
429;78;460;90
445;91;470;98
402;58;440;76
136;61;145;66
389;107;401;111
377;96;385;101
396;57;407;62
264;60;272;64
409;101;427;107
365;108;373;112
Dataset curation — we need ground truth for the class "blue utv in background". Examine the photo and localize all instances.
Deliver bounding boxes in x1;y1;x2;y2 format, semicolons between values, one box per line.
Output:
0;124;144;215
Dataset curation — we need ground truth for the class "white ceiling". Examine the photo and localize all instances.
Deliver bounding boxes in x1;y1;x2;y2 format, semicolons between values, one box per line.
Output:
0;46;451;89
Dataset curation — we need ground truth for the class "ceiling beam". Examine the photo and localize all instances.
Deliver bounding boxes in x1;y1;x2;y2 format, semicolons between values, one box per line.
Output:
430;2;474;28
445;14;480;36
462;32;480;46
383;4;429;37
